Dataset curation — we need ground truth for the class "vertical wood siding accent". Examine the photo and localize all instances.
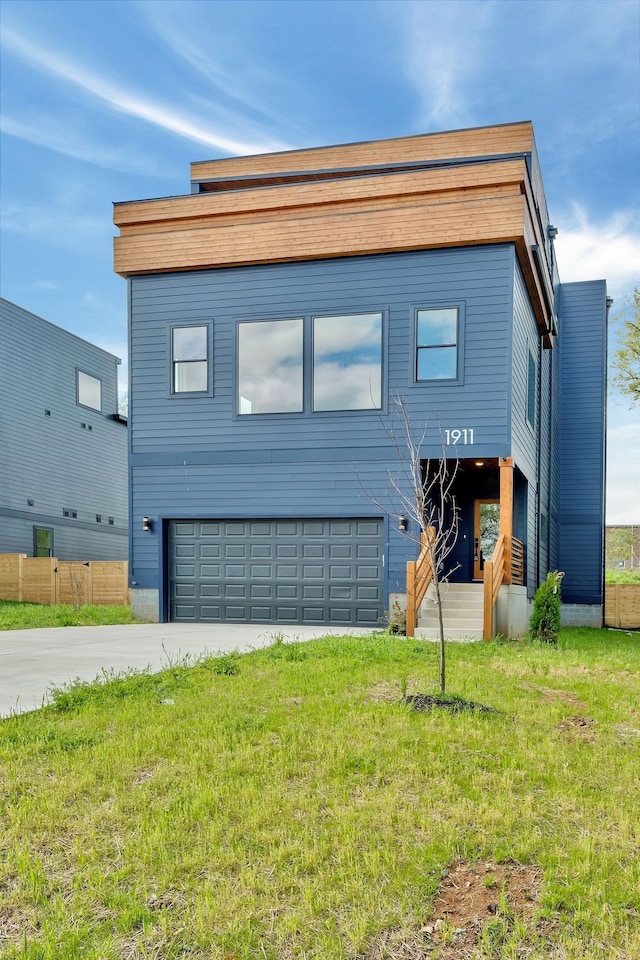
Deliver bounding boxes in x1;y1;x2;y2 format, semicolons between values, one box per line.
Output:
128;247;514;596
558;281;607;605
0;298;128;561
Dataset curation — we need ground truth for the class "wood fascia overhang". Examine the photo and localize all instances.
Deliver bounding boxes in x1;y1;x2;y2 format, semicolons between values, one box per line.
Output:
188;120;535;180
114;122;553;342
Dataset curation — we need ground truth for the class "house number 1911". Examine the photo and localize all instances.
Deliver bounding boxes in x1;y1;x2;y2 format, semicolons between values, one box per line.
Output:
444;429;474;444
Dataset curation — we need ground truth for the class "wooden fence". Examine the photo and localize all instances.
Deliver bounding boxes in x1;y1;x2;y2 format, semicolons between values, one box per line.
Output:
0;554;130;607
604;584;640;629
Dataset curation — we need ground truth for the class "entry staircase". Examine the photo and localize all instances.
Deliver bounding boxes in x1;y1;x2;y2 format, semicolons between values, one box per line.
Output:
413;582;484;640
405;526;525;640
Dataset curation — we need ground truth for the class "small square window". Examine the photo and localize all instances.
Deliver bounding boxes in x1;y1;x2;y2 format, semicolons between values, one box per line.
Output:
78;371;102;411
108;517;114;526
96;514;102;523
172;325;209;393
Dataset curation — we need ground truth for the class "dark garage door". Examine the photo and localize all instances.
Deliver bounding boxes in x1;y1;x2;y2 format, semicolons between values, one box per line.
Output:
168;518;384;626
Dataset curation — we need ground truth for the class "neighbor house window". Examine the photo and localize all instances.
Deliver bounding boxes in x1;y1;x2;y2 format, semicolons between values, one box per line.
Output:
33;527;53;557
238;318;303;414
172;325;209;393
527;350;536;428
313;313;382;411
416;307;459;381
77;370;102;410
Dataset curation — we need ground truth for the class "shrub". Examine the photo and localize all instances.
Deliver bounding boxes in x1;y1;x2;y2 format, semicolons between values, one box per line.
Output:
529;571;564;644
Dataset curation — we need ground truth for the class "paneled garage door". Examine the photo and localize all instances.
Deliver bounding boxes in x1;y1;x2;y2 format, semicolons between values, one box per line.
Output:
168;518;384;625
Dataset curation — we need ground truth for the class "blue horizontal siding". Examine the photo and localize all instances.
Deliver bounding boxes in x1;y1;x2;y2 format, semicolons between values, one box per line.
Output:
557;280;607;604
129;247;517;600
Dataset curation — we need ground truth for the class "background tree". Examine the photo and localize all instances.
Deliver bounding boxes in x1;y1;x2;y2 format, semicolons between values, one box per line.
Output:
612;286;640;405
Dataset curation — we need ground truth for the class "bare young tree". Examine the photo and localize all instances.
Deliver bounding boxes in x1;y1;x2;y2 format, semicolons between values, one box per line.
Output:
364;395;460;692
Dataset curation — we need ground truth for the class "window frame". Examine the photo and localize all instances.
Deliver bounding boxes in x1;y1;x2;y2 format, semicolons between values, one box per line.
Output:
413;303;465;386
77;369;102;412
169;322;212;397
235;310;387;417
311;310;383;413
237;315;304;416
33;526;53;558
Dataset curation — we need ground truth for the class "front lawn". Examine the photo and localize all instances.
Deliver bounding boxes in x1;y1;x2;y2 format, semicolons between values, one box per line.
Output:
1;628;639;958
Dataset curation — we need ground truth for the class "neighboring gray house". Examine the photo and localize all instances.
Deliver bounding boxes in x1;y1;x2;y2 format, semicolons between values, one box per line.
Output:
0;298;128;560
114;122;607;634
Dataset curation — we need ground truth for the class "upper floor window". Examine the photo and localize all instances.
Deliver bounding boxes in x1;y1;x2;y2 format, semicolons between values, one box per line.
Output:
238;318;303;414
416;307;459;381
237;313;382;415
77;370;102;411
172;325;208;393
313;313;382;411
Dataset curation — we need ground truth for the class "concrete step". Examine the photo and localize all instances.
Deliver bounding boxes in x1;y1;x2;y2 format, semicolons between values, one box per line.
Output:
415;582;484;640
414;626;483;641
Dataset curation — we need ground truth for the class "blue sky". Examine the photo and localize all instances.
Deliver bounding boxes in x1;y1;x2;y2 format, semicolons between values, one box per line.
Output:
1;0;639;522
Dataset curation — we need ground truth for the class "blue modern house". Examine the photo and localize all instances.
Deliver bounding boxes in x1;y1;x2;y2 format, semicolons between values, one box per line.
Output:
114;122;607;634
0;298;128;561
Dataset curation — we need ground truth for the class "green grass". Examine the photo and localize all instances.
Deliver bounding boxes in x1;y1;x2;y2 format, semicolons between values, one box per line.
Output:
0;600;140;631
1;628;639;958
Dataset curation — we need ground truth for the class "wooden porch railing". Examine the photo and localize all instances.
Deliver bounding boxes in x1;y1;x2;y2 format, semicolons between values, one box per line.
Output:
483;536;525;639
511;538;525;586
405;526;436;637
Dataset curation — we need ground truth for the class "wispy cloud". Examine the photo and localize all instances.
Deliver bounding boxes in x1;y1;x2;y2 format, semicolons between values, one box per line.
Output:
389;0;497;129
137;0;290;131
0;114;164;175
554;207;640;301
2;201;105;248
1;23;288;156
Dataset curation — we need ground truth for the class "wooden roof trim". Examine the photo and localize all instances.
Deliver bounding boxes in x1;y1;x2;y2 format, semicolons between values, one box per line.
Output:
189;121;534;180
114;158;529;229
114;194;526;275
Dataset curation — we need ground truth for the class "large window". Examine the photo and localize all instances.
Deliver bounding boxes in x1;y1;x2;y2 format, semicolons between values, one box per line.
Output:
313;313;382;411
172;325;209;393
77;370;102;410
416;307;459;381
238;313;382;415
238;318;303;414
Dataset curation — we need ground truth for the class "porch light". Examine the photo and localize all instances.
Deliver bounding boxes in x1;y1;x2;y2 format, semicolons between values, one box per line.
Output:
142;516;152;532
475;461;485;467
398;514;407;532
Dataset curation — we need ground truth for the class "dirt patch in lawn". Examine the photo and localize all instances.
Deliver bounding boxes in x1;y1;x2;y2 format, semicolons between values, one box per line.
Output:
402;694;498;715
358;860;542;959
557;715;597;742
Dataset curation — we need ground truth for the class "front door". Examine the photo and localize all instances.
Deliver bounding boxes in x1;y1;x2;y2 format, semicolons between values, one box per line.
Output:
473;500;500;580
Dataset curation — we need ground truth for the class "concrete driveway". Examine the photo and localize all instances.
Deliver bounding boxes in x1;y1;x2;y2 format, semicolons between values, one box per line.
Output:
0;622;373;718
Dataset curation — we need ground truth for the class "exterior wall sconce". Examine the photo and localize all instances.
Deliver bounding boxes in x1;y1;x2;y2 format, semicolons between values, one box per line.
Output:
142;516;152;532
399;514;407;532
547;225;558;240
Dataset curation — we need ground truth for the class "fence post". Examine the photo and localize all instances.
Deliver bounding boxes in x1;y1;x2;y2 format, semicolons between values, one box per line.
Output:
18;553;25;602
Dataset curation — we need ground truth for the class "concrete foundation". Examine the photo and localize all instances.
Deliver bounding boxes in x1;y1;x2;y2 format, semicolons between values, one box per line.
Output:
130;588;160;622
495;585;530;638
561;603;603;628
